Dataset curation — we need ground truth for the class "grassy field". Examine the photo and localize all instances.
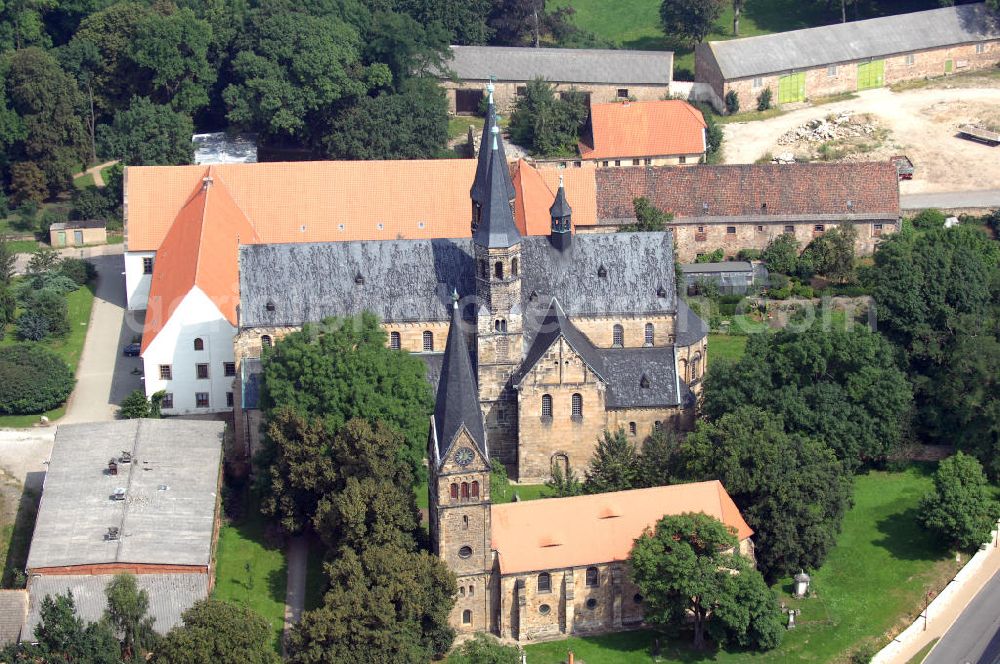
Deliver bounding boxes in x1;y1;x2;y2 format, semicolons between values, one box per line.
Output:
524;465;959;663
0;284;95;427
449;115;484;141
72;172;95;189
213;498;288;653
0;482;40;588
706;333;747;364
551;0;942;78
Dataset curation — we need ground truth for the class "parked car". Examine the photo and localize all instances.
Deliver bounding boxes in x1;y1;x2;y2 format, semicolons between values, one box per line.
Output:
123;342;141;357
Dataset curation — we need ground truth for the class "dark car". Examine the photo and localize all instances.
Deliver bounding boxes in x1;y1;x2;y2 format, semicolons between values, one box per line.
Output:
123;342;141;357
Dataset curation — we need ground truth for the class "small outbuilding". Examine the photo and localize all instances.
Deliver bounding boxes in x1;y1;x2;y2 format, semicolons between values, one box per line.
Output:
577;100;707;167
696;3;1000;112
440;45;674;114
681;261;767;295
49;219;106;247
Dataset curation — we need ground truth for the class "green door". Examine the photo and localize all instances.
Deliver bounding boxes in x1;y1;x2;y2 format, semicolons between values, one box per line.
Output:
777;72;806;104
56;231;66;247
857;59;885;90
945;59;953;74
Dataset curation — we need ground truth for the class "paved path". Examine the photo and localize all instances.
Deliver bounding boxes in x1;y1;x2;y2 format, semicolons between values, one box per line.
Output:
887;536;1000;664
13;243;123;275
60;249;143;423
901;189;1000;211
925;569;1000;664
72;160;119;188
282;536;308;656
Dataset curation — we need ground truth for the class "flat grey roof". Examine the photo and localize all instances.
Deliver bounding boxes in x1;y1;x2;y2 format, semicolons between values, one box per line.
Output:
445;45;673;85
0;590;27;645
681;261;753;274
27;419;224;570
707;3;1000;79
23;574;208;639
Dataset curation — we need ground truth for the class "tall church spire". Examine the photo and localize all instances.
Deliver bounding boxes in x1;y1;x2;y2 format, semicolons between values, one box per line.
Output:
471;81;515;214
472;126;521;249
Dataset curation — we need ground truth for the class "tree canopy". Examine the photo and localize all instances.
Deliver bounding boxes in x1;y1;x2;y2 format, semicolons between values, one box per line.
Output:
98;96;194;166
583;428;643;494
508;78;588;157
629;512;783;651
919;452;997;551
154;599;281;664
660;0;725;43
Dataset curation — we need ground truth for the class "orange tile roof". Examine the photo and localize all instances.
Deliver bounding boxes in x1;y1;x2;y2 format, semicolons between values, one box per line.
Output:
512;160;597;235
490;480;753;575
125;160;481;252
580;100;707;161
141;167;260;353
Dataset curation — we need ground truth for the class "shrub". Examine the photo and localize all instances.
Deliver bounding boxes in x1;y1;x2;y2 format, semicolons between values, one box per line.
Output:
756;87;773;112
792;283;814;298
695;248;725;263
59;258;97;285
17;273;79;299
725;90;740;114
762;234;800;274
911;208;947;230
119;389;152;419
0;344;75;414
39;209;68;238
768;272;790;290
736;248;762;261
26;248;61;275
20;289;70;338
769;287;791;299
16;312;50;341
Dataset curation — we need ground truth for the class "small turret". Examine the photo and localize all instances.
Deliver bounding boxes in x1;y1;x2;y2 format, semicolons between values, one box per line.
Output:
548;173;573;252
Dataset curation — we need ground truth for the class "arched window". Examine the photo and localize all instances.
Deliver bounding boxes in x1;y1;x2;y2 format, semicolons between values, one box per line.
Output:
494;261;503;279
479;259;487;279
463;515;469;530
470;481;479;498
494;319;507;333
645;323;654;346
571;393;583;418
422;331;433;351
629;422;637;436
461;482;469;500
691;352;702;380
537;572;551;593
679;358;689;382
541;394;553;418
586;566;599;587
450;483;459;501
459;587;465;597
612;324;624;348
654;421;662;432
511;257;519;276
462;609;472;625
389;332;401;350
469;585;474;596
193;338;204;351
261;335;272;348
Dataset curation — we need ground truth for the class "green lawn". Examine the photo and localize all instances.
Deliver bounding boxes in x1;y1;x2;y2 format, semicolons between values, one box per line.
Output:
551;0;942;78
449;115;484;141
213;499;288;653
0;482;40;588
906;638;938;664
73;172;95;189
707;333;747;364
0;284;95;428
525;465;958;663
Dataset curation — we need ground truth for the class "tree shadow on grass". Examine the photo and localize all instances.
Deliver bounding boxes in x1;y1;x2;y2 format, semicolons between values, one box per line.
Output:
873;506;949;562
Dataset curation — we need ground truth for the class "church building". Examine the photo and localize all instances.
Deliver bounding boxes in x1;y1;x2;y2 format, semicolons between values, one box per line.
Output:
235;92;708;481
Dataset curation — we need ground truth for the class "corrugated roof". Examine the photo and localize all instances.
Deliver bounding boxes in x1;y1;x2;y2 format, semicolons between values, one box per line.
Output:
0;590;26;645
125;160;480;252
445;45;673;84
27;420;224;570
581;100;707;160
491;481;753;574
596;162;900;221
23;574;208;639
681;261;754;274
706;3;1000;80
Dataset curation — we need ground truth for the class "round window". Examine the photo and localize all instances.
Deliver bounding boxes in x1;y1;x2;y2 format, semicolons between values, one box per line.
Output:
458;545;473;559
586;598;597;610
633;593;644;604
538;604;551;615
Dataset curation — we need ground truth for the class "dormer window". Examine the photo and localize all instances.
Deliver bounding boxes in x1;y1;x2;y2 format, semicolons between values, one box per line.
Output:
597;265;607;278
657;286;667;298
640;374;651;389
355;273;365;285
265;301;275;312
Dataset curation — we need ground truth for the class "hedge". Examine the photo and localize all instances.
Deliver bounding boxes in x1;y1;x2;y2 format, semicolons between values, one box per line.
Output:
0;344;75;414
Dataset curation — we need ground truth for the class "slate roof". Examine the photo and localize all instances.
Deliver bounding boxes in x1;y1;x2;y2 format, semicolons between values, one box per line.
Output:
445;45;674;85
240;232;678;327
27;420;224;570
549;178;572;219
596;163;900;222
0;590;26;646
704;3;1000;80
674;299;709;348
23;574;208;640
471;92;515;206
433;299;487;464
473;129;523;249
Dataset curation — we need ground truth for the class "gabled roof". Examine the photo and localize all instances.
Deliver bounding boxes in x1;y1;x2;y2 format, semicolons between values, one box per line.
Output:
596;163;900;222
445;45;674;85
580;100;707;160
675;299;710;348
705;3;1000;80
515;298;605;387
433;298;487;464
473;130;522;249
491;481;753;574
141;167;260;353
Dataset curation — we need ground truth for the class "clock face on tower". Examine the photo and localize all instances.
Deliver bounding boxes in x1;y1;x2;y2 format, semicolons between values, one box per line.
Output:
455;447;475;467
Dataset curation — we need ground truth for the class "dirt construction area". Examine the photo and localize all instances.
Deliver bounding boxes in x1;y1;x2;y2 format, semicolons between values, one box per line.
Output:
722;78;1000;196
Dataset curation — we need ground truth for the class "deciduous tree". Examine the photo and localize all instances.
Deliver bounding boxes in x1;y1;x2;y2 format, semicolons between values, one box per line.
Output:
97;96;194;166
104;573;158;662
660;0;725;43
583;428;642;494
620;197;674;232
919;452;997;551
761;233;799;275
154;599;281;664
508;78;588;157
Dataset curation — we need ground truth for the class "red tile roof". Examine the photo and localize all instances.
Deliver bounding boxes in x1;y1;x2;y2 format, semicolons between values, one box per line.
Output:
580;100;707;160
511;160;598;235
490;481;753;575
596;162;900;221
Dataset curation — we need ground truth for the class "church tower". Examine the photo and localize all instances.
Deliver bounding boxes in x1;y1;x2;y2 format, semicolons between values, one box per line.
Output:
473;119;522;473
429;292;493;634
549;173;573;252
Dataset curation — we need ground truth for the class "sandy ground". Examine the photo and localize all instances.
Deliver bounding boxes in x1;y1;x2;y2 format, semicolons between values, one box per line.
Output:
723;83;1000;195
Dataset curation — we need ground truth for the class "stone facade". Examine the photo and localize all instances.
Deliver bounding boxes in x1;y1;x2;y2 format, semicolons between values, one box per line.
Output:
533;154;702;169
698;40;1000;113
443;81;669;115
